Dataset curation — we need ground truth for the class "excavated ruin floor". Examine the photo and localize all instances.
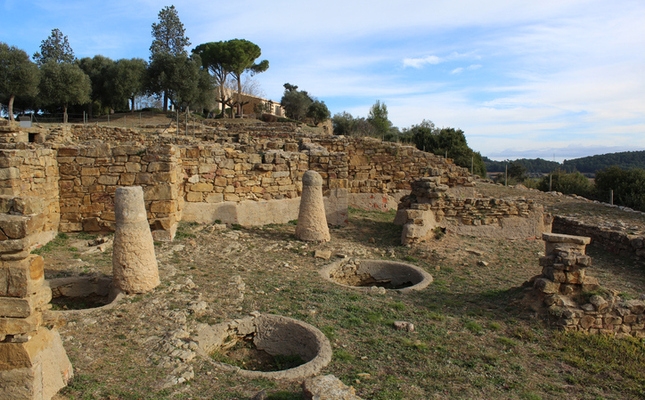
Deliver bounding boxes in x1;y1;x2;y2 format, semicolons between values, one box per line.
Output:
42;183;645;400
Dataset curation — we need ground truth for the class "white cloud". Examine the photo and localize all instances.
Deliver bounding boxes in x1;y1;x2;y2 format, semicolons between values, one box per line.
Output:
403;55;442;68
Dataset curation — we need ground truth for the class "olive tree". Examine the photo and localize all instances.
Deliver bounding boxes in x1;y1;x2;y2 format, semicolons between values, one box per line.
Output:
0;43;39;121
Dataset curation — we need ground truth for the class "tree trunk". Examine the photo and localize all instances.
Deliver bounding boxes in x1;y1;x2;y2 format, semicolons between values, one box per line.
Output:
237;76;242;118
63;105;68;124
219;87;226;118
8;95;15;122
163;92;168;112
130;96;136;112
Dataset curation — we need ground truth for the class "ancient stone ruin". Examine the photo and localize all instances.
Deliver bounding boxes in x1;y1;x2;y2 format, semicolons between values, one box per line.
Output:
112;186;160;294
295;170;330;242
523;233;645;338
0;197;72;398
395;177;551;245
196;313;332;380
320;259;433;293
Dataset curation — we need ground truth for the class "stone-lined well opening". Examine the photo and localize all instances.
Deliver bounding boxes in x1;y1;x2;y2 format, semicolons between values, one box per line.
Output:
49;276;121;312
196;314;332;380
320;259;433;293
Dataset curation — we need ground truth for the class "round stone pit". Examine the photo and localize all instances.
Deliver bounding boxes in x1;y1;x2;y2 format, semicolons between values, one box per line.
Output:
320;259;433;293
196;313;332;380
49;275;123;313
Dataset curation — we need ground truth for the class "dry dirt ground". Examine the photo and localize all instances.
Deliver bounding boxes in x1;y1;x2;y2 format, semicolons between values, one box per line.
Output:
42;183;645;400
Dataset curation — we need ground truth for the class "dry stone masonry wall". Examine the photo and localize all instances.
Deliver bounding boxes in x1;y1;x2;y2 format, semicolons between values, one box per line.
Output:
0;123;473;238
55;143;183;241
0;142;73;398
395;177;550;245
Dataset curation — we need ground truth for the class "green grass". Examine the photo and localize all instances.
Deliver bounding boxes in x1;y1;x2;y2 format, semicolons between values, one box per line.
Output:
31;232;69;255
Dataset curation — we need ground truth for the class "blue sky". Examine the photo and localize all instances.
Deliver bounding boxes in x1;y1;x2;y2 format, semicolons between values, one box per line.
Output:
2;0;644;161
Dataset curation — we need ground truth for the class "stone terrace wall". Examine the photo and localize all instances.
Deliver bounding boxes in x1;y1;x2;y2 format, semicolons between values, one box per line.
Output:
553;216;645;262
55;142;183;241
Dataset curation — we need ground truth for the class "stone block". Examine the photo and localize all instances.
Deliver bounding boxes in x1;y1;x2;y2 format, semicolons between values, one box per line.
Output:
0;214;45;240
119;173;136;186
144;184;175;201
0;255;45;297
0;167;20;181
205;193;223;203
0;237;31;254
150;201;176;214
56;148;79;157
0;313;42;336
147;162;173;172
186;192;202;202
0;328;73;399
97;175;120;185
626;300;645;314
125;162;141;173
190;183;214;192
565;269;585;284
581;276;600;292
0;285;51;318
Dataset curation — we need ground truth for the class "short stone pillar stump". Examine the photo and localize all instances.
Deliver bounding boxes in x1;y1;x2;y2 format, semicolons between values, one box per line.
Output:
295;171;330;242
522;232;645;338
112;186;160;294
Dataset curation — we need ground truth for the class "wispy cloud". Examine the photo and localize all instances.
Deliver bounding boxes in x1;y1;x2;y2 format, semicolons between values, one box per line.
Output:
1;0;644;160
403;55;442;68
451;64;482;74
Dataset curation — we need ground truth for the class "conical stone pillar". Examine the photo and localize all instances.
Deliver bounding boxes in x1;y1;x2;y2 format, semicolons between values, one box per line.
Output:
112;186;160;293
295;171;330;242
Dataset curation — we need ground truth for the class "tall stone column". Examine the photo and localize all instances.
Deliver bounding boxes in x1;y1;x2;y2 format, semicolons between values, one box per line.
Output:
112;186;160;293
296;171;330;242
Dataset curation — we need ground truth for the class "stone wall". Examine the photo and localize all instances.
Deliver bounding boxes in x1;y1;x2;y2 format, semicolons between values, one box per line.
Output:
56;143;183;241
523;233;645;339
395;177;550;245
0;144;72;397
553;216;645;262
0;146;60;251
0;124;474;239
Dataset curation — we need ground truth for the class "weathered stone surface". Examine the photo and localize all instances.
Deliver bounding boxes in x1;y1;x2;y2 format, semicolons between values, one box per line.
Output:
542;233;591;245
0;286;51;318
112;186;160;294
0;313;42;336
302;374;363;400
0;328;72;399
0;255;44;298
296;171;330;242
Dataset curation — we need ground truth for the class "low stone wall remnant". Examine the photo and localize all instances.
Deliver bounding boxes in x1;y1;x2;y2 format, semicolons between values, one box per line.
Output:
395;177;551;244
553;216;645;262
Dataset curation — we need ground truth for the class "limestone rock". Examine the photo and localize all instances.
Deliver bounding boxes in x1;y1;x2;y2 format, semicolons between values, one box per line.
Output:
302;374;363;400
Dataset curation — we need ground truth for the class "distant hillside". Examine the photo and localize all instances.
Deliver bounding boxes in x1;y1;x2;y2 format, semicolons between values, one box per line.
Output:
562;150;645;173
483;157;560;174
483;150;645;175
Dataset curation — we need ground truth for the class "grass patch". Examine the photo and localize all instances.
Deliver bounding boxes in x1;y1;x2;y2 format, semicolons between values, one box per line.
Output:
31;232;68;255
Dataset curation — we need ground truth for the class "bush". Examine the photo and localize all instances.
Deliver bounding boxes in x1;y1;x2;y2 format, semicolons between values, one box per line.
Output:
537;170;592;196
594;166;645;211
